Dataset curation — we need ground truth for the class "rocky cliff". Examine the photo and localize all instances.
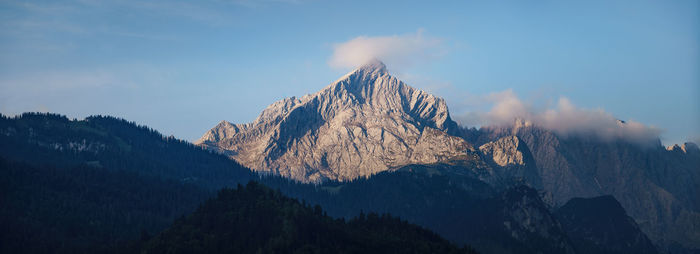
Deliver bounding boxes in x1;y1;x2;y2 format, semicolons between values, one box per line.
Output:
197;60;470;182
198;61;699;251
472;122;700;251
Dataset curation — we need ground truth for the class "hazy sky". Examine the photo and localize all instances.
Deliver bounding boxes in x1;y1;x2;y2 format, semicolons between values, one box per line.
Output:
1;0;698;145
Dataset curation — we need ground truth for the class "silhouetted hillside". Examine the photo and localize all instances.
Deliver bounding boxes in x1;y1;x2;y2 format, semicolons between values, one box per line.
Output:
555;196;658;254
0;113;255;253
260;164;576;254
0;158;208;253
0;113;254;189
139;182;477;254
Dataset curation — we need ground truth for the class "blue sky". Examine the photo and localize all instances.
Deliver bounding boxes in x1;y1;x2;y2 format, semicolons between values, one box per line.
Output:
0;0;698;145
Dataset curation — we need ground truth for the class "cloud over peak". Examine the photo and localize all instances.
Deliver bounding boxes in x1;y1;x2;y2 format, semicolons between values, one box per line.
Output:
458;89;662;145
328;30;444;70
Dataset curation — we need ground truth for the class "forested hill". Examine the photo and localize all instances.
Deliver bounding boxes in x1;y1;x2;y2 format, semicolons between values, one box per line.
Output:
0;157;210;253
0;113;256;253
0;112;254;189
139;182;478;254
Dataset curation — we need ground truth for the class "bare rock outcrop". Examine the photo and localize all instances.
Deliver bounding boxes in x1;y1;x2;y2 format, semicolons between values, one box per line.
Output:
197;60;471;182
479;136;525;167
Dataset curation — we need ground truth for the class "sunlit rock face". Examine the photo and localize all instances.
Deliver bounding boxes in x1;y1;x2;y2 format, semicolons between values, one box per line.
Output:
478;135;542;189
197;60;471;182
198;59;700;251
479;136;524;167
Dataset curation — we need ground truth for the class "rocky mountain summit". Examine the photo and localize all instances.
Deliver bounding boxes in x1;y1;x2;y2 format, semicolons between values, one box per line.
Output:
197;60;470;182
199;60;699;252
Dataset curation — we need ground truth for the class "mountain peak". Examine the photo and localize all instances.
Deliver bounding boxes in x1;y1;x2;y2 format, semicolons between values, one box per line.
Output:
327;59;390;94
197;60;467;182
356;58;387;74
666;142;700;154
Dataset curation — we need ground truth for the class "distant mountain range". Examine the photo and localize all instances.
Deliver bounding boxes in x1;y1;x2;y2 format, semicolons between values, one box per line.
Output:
0;61;696;253
473;122;700;253
0;112;661;254
198;60;699;253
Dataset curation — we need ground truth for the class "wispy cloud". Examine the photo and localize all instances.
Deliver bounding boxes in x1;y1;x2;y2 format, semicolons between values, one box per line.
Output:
103;0;235;26
0;69;128;96
227;0;306;8
453;89;662;145
0;64;177;118
328;30;445;70
76;0;302;22
0;63;175;94
0;69;120;117
1;0;279;40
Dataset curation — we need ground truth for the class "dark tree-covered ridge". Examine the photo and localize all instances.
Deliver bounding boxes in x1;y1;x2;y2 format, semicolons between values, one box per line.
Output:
0;158;209;254
0;113;256;253
140;181;478;254
0;112;255;190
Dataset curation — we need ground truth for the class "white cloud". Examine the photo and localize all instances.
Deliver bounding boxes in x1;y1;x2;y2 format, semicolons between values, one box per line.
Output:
538;97;661;143
455;89;662;145
483;90;533;126
328;30;445;69
0;70;120;93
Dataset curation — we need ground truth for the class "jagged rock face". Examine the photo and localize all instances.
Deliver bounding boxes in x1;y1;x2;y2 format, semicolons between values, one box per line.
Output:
666;142;700;154
479;136;525;167
197;60;470;182
198;60;698;251
477;135;543;189
472;123;700;251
